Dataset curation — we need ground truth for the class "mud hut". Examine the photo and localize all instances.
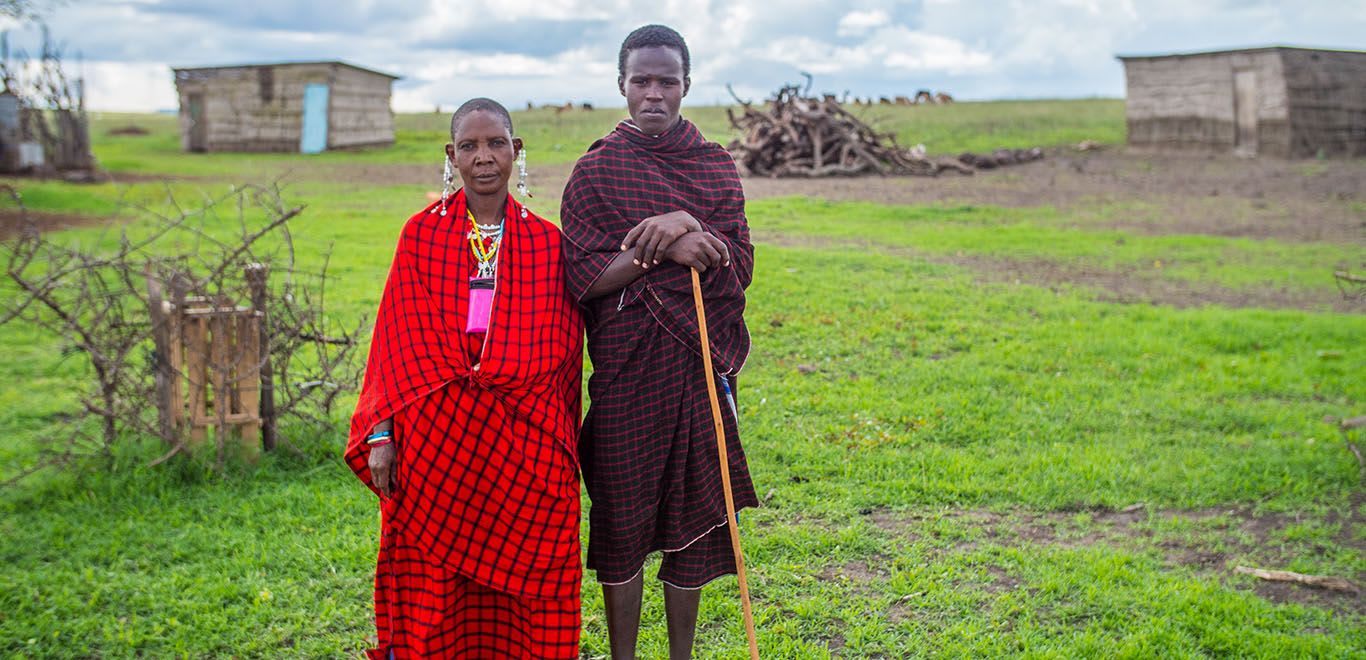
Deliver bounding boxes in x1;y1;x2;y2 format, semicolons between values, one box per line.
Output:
172;61;398;154
1118;46;1366;157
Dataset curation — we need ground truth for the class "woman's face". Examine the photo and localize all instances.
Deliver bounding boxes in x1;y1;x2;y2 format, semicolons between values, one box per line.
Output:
445;110;522;198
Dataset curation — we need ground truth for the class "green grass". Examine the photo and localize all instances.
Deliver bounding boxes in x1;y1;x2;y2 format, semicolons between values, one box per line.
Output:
751;198;1358;298
85;99;1122;179
1;102;1361;657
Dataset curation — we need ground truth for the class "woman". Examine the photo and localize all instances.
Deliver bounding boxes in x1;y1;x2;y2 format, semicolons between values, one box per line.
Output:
345;98;584;659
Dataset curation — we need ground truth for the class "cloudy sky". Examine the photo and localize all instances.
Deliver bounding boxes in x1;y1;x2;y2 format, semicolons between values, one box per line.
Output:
8;0;1364;112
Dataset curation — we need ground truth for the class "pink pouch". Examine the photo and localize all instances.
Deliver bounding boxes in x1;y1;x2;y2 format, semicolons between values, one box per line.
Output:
466;277;494;334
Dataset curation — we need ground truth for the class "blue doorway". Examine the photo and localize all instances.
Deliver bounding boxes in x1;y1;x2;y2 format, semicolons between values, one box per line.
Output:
300;83;329;154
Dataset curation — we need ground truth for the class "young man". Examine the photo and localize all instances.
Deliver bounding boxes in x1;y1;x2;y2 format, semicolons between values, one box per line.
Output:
560;24;758;659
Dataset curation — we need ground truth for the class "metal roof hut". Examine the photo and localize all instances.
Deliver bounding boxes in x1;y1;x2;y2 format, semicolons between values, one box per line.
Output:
172;61;398;154
1117;46;1366;157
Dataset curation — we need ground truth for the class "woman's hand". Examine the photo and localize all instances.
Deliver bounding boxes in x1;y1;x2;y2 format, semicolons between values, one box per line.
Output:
367;420;396;498
621;211;703;269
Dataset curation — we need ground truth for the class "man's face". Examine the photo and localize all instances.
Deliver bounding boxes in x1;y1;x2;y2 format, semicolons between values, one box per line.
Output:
619;46;689;136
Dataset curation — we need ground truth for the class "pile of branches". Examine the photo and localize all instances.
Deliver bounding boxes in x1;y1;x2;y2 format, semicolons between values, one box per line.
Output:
0;183;366;482
726;78;1043;178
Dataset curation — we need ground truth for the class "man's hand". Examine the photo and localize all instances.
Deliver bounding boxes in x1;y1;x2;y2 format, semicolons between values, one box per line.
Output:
621;211;703;269
664;232;730;273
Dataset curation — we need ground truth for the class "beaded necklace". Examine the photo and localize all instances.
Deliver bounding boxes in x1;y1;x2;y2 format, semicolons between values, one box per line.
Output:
467;208;504;279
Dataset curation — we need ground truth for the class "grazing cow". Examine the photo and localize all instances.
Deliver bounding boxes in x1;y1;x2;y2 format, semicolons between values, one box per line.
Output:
935;92;954;104
581;102;594;110
894;95;912;106
915;90;933;104
879;96;892;105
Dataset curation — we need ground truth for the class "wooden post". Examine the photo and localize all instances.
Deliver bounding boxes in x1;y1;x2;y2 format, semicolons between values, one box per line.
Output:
144;267;176;445
168;275;189;433
185;313;208;448
244;264;275;451
236;311;262;454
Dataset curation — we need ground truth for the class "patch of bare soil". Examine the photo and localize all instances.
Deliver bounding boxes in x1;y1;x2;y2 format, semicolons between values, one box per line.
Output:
0;208;113;238
863;503;1365;617
740;148;1366;244
754;230;1364;313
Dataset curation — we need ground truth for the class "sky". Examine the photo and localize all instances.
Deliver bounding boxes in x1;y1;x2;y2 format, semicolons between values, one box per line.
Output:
6;0;1364;112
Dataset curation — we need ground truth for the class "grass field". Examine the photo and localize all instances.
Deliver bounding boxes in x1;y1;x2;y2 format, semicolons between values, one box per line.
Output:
2;100;1363;658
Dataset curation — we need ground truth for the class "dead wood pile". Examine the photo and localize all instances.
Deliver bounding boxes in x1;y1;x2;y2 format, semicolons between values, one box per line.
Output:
726;82;1043;178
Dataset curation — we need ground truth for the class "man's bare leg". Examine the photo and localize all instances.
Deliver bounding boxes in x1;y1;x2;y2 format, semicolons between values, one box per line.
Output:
603;572;644;659
664;582;702;659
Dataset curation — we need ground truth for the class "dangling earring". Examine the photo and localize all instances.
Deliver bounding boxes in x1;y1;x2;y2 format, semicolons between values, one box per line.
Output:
516;149;532;198
440;157;455;216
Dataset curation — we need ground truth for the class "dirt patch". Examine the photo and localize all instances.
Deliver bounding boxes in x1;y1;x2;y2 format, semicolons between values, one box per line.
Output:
819;557;890;592
739;148;1365;244
0;208;114;238
984;565;1024;594
107;125;150;136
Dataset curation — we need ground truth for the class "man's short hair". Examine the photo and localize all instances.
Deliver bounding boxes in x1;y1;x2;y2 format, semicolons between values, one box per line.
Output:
450;98;513;136
618;24;690;79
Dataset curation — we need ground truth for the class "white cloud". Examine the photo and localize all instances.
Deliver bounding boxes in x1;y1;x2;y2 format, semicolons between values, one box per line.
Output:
80;61;178;112
837;10;891;37
18;0;1365;111
751;27;992;77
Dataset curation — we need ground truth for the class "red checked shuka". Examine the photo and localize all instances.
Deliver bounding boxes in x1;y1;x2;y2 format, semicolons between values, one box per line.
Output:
346;190;584;658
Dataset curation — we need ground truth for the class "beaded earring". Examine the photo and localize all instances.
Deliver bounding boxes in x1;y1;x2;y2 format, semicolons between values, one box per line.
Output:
516;148;532;198
440;157;455;216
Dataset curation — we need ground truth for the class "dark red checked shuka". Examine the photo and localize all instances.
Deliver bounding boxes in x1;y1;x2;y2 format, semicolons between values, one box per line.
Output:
561;118;759;588
346;190;584;658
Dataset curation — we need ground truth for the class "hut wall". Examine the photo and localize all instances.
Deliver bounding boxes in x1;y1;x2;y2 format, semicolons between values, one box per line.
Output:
1281;50;1366;157
1123;51;1289;155
175;63;394;153
327;66;395;149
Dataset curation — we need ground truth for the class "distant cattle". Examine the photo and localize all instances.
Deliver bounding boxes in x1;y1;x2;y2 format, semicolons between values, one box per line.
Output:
878;96;892;105
935;92;954;104
894;95;912;106
915;90;933;104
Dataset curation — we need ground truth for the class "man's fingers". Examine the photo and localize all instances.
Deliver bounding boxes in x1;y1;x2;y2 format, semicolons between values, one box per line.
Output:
633;225;656;266
642;230;667;268
651;232;684;266
702;241;723;267
713;237;731;266
622;222;646;251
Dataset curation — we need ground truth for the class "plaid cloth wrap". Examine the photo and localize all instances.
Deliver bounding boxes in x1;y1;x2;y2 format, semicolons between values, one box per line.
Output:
346;190;584;654
561;119;759;586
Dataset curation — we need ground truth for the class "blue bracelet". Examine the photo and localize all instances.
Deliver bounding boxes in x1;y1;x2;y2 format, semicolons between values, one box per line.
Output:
365;430;393;444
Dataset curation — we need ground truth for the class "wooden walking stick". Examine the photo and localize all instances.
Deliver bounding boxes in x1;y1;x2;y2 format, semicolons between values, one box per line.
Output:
690;267;760;659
